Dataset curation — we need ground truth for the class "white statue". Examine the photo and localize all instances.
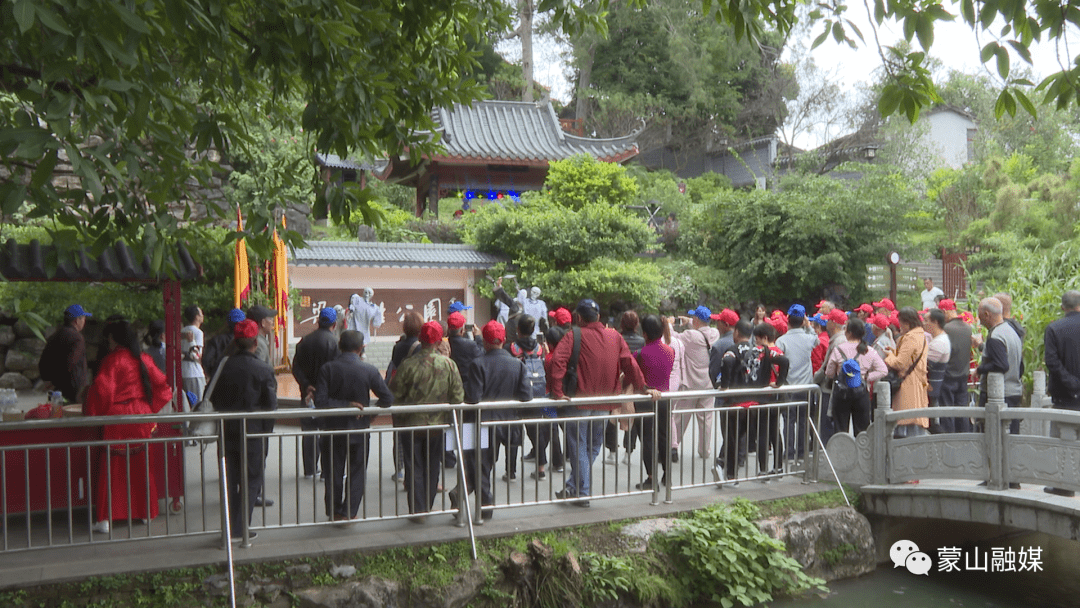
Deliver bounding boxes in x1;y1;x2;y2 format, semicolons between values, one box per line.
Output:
348;288;383;345
523;286;548;338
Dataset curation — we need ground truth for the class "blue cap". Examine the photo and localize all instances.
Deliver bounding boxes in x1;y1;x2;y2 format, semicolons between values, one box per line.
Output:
226;308;246;324
787;304;806;319
809;314;827;328
448;301;472;314
64;304;92;319
841;359;863;388
318;307;337;325
576;299;600;316
687;305;712;322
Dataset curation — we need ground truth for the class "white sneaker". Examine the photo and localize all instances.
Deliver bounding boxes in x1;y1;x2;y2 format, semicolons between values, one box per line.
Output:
622;453;631;464
604;452;618;465
92;520;110;534
712;464;726;487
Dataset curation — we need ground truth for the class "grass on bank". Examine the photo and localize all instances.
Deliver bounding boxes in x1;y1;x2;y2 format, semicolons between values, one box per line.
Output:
0;488;853;608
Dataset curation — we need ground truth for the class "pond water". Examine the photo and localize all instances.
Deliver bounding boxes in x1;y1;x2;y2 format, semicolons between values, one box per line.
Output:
768;531;1079;608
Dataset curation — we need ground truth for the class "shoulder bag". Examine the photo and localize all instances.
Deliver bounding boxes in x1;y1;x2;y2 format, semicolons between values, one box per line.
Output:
189;356;228;437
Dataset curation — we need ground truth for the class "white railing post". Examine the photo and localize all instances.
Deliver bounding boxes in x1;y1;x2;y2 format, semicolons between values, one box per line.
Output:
873;381;890;485
1032;371;1049;437
987;372;1005;490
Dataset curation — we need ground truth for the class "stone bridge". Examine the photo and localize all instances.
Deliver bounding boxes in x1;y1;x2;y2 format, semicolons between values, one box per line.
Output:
826;372;1080;541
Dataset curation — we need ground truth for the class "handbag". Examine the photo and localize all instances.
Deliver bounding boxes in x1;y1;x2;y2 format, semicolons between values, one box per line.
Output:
189;356;228;437
885;337;926;396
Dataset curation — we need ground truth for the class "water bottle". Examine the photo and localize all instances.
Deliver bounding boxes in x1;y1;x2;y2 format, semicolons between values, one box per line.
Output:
50;391;63;417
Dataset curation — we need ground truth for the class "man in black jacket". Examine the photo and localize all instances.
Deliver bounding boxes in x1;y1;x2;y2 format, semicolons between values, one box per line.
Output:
202;308;246;379
292;308;341;478
210;319;278;542
1044;290;1080;497
315;330;393;519
446;311;483;470
455;320;532;518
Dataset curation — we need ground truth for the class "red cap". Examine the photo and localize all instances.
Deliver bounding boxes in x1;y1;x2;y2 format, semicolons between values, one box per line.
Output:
870;314;889;330
826;309;849;325
960;311;975;324
938;299;956;311
711;309;739;326
481;320;506;344
889;310;900;328
872;298;896;312
447;312;465;329
548;307;572;326
419;321;443;345
856;303;874;314
767;315;788;336
233;319;259;339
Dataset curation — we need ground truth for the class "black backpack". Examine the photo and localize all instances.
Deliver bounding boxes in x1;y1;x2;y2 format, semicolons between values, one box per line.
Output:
512;343;548;399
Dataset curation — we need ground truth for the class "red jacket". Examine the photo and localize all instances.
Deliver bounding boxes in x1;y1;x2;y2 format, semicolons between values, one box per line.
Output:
548;321;647;409
84;349;173;442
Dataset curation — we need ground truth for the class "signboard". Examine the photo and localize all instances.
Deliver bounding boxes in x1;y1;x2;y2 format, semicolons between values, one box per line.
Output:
866;265;919;292
296;288;466;339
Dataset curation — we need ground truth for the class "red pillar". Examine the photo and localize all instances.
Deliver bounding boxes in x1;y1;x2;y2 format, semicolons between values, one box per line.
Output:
163;280;183;410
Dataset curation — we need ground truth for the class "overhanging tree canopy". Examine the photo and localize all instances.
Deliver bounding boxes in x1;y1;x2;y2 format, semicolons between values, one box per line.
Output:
1;0;1076;275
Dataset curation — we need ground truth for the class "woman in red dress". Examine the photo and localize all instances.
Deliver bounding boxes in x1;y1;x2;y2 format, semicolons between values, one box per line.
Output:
84;318;173;534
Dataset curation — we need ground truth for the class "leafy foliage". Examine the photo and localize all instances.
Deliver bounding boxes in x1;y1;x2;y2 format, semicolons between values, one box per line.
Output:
658;499;826;607
0;0;515;271
680;165;924;307
462;157;659;309
979;239;1080;394
578;0;790;171
543;155;639;211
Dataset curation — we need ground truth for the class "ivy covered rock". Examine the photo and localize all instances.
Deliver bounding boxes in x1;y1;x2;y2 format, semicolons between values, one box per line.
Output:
757;507;876;582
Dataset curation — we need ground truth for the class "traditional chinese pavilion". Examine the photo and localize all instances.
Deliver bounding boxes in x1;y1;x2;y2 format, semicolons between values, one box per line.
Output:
376;100;642;216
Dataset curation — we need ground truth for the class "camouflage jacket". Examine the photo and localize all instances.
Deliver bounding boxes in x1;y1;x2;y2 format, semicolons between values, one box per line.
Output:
389;347;464;427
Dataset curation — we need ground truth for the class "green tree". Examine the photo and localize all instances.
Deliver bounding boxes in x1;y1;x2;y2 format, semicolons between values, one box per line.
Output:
577;0;791;171
1;0;521;270
544;154;639;210
462;157;659;309
680;164;924;306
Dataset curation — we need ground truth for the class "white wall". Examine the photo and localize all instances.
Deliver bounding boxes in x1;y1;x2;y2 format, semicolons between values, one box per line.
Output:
924;111;977;169
287;264;491;345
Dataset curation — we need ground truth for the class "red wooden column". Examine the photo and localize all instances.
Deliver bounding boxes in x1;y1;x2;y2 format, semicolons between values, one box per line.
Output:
162;279;183;410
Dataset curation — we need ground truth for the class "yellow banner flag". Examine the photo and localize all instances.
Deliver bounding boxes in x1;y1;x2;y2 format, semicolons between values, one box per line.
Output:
234;206;250;308
272;216;290;365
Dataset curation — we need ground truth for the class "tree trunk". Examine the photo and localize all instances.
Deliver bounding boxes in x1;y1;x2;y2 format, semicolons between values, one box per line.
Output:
519;0;534;102
575;41;597;123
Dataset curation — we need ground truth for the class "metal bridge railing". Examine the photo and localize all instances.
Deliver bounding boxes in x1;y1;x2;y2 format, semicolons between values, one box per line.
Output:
0;384;823;558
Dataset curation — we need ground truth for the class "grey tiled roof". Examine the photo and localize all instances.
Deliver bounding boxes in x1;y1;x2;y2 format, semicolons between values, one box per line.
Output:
293;241;505;269
429;101;640;163
314;153;388;173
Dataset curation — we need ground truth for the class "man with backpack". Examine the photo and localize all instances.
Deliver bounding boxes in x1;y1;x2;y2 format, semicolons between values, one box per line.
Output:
510;315;558;480
746;323;790;478
714;320;755;485
549;299;660;507
457;320;532;518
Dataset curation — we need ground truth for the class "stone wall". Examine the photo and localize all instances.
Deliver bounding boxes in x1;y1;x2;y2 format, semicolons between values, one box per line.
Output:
0;321;106;393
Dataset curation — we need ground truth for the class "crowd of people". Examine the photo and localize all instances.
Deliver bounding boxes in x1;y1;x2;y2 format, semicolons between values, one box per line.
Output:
37;279;1080;539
